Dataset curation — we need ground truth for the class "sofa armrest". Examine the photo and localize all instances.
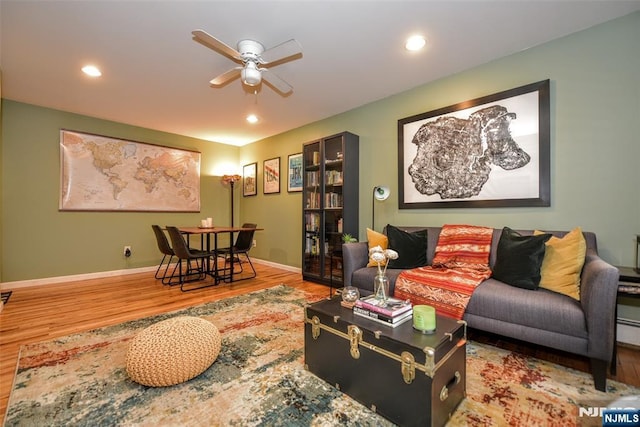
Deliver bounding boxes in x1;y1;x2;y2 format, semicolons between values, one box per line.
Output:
580;249;620;361
342;242;369;287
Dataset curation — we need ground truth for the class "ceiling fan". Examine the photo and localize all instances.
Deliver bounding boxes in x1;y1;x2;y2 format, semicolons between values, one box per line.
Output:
192;29;302;95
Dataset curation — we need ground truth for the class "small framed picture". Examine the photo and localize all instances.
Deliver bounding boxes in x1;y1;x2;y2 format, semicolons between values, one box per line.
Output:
243;162;257;197
287;153;303;192
263;157;280;194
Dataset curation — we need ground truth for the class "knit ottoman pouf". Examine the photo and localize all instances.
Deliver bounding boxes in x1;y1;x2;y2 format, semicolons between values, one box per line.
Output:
126;316;221;387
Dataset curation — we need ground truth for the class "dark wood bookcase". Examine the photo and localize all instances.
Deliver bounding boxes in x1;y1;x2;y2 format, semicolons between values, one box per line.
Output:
302;132;359;287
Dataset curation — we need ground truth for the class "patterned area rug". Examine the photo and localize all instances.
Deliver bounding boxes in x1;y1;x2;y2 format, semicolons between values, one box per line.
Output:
5;285;639;426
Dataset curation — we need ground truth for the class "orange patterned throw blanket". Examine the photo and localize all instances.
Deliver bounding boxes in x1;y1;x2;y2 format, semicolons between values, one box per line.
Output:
394;224;493;320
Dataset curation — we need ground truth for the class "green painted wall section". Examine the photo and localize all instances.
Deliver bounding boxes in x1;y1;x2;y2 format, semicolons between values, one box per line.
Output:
1;101;239;281
241;11;640;268
2;12;639;282
0;71;3;281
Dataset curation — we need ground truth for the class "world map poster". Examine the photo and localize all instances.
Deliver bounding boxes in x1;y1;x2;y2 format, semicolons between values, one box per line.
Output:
60;130;201;211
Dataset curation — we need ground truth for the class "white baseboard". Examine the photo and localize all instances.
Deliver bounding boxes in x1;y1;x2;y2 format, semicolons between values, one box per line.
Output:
0;258;301;290
0;266;158;290
252;258;301;273
617;320;640;346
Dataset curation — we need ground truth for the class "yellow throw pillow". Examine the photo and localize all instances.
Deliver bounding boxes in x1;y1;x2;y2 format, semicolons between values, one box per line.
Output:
534;227;586;300
366;228;388;268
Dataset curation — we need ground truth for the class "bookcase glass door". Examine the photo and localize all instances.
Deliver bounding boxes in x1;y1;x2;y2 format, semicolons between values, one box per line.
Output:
304;211;322;278
323;136;344;284
303;141;322;280
324;210;343;283
302;132;358;287
304;141;321;209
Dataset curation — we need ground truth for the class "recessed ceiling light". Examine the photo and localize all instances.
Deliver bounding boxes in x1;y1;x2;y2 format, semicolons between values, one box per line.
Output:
82;65;102;77
246;114;259;124
405;35;426;51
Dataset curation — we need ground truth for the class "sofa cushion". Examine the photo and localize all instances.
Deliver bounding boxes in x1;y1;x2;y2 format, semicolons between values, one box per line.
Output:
386;225;428;269
534;227;586;300
492;227;552;290
366;228;389;268
466;279;587;338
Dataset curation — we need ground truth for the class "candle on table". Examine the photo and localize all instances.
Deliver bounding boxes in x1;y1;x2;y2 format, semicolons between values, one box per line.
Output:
413;305;436;332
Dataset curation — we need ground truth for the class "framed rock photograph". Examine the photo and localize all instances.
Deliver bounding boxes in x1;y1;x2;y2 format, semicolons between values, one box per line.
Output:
398;80;550;209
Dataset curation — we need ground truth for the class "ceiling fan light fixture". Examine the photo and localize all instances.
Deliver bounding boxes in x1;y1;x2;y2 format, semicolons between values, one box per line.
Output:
405;35;426;51
241;62;262;86
246;114;259;124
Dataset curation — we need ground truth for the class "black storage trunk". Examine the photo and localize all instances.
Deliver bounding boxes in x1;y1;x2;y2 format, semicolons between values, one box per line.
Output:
304;297;466;427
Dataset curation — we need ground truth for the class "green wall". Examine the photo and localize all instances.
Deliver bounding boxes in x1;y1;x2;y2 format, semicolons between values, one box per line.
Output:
0;71;4;281
1;101;239;282
241;11;640;268
2;12;639;283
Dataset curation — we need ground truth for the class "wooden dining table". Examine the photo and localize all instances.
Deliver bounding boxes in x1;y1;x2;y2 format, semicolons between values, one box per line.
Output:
178;226;263;284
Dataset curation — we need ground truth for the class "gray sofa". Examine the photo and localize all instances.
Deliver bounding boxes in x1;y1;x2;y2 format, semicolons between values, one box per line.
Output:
342;226;620;391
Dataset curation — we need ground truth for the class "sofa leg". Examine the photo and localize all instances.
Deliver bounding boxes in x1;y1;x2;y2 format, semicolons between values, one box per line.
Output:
591;358;608;392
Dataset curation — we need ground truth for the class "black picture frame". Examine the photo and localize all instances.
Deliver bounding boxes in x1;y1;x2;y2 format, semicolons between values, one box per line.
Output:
287;153;303;192
242;162;257;197
263;157;281;194
398;80;550;209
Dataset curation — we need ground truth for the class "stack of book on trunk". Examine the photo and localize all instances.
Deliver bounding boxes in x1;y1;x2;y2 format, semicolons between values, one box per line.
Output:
353;295;413;327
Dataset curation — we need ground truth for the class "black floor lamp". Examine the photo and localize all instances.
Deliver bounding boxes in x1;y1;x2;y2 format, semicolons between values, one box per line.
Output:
222;174;242;227
372;185;391;231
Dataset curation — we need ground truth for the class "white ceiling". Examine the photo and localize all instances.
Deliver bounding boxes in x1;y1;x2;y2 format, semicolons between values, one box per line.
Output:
2;1;639;146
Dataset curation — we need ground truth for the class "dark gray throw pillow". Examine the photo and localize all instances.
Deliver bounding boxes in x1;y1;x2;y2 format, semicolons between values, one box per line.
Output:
492;227;552;290
386;225;428;269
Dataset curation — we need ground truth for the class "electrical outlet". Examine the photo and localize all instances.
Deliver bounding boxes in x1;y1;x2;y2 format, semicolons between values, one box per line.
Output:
124;246;132;257
252;239;257;248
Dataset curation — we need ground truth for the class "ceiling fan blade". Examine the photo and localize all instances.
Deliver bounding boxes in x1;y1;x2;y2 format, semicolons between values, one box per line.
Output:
260;39;303;65
192;29;243;63
210;67;242;87
261;69;293;95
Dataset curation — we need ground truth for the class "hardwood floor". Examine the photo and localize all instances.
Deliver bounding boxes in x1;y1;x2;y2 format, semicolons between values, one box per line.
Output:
1;263;638;423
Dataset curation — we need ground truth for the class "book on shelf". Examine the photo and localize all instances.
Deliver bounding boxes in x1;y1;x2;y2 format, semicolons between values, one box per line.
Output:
353;308;413;328
355;295;412;317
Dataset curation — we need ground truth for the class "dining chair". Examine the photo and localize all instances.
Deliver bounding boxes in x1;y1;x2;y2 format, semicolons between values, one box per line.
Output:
165;226;217;291
151;225;175;283
216;223;257;280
